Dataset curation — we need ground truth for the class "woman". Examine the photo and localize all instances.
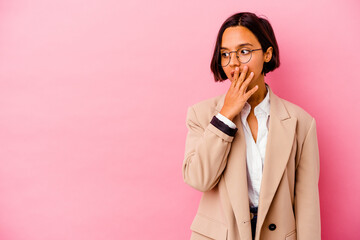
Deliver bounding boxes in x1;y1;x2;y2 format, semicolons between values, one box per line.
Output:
182;12;320;240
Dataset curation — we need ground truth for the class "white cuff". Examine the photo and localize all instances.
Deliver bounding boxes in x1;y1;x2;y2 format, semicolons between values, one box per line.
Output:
216;113;237;129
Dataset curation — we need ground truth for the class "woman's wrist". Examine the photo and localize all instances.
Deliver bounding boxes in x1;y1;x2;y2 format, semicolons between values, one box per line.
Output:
219;109;235;121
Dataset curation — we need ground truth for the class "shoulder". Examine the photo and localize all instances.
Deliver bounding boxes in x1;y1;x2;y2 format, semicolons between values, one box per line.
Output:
186;93;224;127
274;95;317;140
190;94;224;112
280;97;314;123
267;84;314;127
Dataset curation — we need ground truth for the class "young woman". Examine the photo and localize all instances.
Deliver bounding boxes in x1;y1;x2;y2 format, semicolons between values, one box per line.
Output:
182;12;321;240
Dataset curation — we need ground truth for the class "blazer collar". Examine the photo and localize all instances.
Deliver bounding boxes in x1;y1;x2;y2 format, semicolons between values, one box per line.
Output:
214;84;297;239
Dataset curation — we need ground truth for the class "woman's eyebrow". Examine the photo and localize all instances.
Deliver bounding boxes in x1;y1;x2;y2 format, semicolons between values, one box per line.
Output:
220;43;253;50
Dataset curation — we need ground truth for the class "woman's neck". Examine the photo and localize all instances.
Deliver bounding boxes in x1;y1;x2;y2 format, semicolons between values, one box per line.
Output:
247;81;267;109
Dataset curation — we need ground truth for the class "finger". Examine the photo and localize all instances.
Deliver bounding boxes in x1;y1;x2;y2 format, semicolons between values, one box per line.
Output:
235;66;248;89
239;65;249;82
240;71;255;93
232;67;240;88
244;85;259;100
230;72;237;87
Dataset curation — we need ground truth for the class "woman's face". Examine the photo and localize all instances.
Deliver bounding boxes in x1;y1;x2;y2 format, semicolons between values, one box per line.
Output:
220;26;272;87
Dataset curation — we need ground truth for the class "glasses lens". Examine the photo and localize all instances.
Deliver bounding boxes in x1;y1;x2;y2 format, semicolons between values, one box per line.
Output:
237;48;251;63
220;48;252;66
220;52;230;67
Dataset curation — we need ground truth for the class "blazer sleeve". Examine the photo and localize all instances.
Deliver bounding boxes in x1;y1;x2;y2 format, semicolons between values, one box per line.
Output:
294;118;321;239
182;106;236;192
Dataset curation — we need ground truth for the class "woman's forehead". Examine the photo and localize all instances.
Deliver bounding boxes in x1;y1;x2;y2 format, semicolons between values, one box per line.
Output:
221;26;259;49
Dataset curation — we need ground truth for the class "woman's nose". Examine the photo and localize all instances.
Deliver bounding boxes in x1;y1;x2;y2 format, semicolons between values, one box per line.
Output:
229;52;240;67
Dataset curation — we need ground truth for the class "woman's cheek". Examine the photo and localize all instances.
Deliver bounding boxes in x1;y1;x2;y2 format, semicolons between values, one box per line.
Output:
248;66;259;78
246;67;253;78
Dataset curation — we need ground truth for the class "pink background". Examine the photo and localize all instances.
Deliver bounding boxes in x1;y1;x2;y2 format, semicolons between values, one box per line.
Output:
0;0;359;239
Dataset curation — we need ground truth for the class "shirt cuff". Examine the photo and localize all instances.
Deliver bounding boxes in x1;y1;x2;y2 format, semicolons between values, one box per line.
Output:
216;113;237;129
210;115;238;137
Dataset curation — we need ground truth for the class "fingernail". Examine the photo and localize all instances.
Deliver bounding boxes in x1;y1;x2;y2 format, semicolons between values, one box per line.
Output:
235;67;239;71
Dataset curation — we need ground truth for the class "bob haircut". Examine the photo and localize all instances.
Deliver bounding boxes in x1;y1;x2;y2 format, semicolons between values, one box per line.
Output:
210;12;280;82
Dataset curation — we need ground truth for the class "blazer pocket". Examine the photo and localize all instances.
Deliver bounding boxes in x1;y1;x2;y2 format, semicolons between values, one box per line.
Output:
190;214;228;240
285;230;296;240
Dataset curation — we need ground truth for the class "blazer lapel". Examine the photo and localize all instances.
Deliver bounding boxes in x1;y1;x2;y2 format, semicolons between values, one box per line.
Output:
256;88;297;236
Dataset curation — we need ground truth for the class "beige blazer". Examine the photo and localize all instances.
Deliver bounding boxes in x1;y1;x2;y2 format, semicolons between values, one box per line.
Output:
183;85;321;240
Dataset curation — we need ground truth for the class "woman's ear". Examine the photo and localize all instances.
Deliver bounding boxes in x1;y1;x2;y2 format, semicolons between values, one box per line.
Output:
264;46;273;63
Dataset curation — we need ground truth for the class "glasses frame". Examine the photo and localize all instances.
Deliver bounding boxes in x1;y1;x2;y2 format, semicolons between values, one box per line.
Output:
219;48;263;67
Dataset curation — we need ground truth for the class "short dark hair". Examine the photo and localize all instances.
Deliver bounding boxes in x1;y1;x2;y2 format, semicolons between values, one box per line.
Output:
210;12;280;82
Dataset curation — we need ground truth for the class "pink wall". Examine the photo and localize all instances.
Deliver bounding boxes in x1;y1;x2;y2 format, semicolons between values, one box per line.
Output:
0;0;359;239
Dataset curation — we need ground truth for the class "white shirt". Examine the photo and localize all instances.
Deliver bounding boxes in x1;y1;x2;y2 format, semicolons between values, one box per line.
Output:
216;86;270;207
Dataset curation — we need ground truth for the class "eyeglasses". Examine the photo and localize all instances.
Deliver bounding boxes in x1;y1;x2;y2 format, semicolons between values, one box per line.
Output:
219;47;262;67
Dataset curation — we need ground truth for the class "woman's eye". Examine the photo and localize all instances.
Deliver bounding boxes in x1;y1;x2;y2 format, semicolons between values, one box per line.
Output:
221;52;229;57
240;49;250;55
